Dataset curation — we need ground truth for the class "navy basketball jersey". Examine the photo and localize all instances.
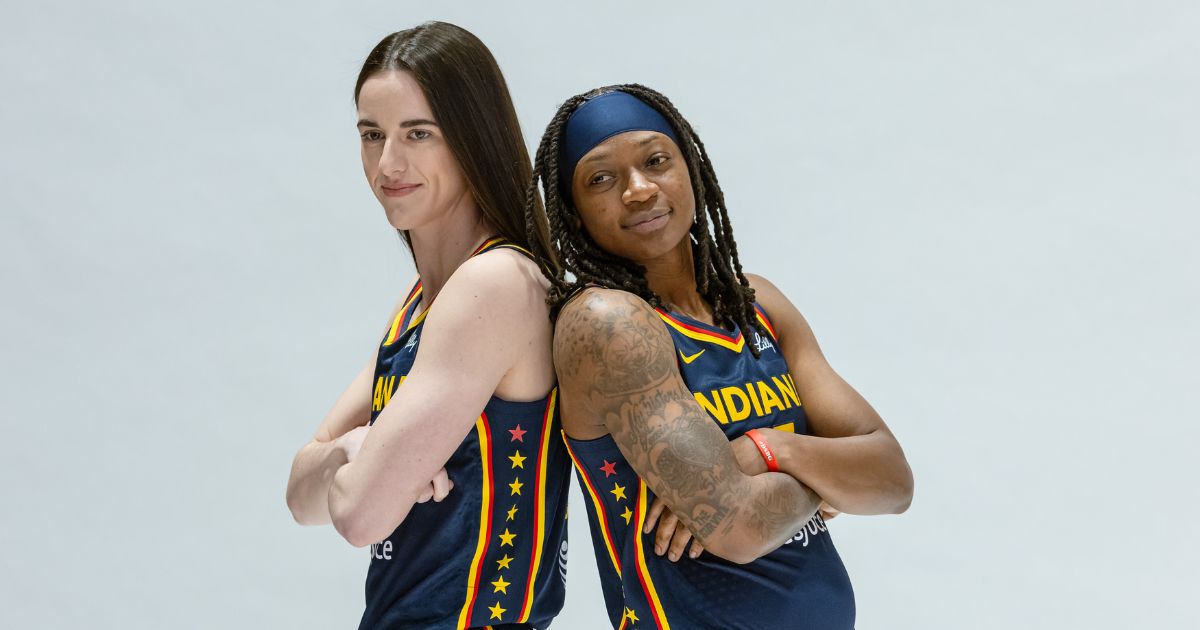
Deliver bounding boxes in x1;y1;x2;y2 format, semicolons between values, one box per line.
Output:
564;304;855;630
360;238;570;630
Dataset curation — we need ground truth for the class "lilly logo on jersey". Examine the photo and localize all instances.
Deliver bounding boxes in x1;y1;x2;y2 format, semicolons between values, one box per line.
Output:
692;374;801;424
751;331;774;353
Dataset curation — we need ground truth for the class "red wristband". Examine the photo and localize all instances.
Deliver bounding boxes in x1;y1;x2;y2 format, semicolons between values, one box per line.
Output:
744;429;779;473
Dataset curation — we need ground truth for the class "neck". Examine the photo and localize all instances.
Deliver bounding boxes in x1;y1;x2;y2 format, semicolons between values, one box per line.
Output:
640;240;713;323
408;192;495;305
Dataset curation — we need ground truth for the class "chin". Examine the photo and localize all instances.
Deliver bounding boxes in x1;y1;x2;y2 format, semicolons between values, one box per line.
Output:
382;208;415;232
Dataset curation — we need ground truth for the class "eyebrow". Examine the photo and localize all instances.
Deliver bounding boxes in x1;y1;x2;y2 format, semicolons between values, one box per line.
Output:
356;118;439;129
578;135;664;165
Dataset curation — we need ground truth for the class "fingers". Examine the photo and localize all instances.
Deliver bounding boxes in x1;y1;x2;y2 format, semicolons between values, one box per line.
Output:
666;522;693;562
414;469;455;505
338;425;370;461
654;510;681;557
643;496;667;535
645;496;702;562
431;468;454;502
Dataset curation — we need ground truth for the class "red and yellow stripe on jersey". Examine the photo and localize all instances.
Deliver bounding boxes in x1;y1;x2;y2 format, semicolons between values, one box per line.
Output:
384;238;533;348
654;305;780;353
632;480;671;629
383;280;425;346
457;413;496;629
564;437;623;579
655;308;745;352
752;304;777;340
518;389;558;622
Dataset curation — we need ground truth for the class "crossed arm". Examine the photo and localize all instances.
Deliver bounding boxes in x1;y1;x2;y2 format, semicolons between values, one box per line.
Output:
555;289;822;564
744;274;914;516
588;277;914;561
285;350;378;527
286;253;552;546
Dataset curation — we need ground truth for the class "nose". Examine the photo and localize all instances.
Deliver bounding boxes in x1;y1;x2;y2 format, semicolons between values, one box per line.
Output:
622;168;659;206
377;138;409;178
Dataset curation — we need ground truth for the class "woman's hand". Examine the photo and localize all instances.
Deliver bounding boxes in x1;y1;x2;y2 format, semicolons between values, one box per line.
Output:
729;434;768;476
415;468;454;503
643;496;705;561
337;425;370;461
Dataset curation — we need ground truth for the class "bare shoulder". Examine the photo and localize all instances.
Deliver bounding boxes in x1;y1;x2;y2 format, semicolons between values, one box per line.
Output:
435;248;551;323
555;287;659;334
454;247;549;296
744;273;790;314
746;272;814;328
744;273;829;367
553;288;675;392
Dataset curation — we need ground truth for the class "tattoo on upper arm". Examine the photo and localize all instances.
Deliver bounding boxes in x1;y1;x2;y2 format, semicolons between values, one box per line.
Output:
556;293;741;538
555;292;673;396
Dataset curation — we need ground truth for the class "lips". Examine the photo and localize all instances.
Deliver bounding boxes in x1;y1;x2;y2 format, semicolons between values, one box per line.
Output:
381;183;421;198
623;209;671;233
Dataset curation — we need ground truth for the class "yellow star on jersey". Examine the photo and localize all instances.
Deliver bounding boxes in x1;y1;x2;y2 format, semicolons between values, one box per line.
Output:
621;506;634;525
499;528;516;547
507;504;518;521
489;602;506;621
624;607;640;624
496;554;513;570
508;451;527;469
491;575;511;594
610;483;627;501
509;478;524;496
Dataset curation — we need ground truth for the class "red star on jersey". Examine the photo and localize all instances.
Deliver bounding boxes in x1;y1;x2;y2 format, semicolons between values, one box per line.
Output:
599;460;617;478
508;425;526;442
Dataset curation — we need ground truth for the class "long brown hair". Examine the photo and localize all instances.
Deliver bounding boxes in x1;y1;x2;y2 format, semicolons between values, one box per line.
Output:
355;22;554;265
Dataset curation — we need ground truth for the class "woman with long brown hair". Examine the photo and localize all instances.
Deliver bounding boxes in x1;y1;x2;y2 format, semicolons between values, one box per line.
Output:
285;23;568;629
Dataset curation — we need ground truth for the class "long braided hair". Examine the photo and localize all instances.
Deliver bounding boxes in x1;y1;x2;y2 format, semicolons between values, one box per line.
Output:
524;84;766;351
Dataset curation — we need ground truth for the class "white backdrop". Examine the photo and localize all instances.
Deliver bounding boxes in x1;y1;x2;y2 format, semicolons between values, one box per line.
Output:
2;1;1197;628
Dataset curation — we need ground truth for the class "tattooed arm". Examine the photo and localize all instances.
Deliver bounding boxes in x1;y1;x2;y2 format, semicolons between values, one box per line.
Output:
555;288;821;564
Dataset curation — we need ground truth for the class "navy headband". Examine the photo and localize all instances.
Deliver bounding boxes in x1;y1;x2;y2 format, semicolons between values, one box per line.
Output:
559;90;681;193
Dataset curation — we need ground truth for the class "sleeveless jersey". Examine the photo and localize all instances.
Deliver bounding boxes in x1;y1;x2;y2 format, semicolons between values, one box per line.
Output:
564;304;855;629
360;238;570;630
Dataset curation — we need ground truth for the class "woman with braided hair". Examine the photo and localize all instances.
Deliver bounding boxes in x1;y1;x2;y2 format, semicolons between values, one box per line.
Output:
524;85;913;629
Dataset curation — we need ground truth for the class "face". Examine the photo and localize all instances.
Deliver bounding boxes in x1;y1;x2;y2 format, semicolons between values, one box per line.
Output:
570;130;696;265
356;70;474;231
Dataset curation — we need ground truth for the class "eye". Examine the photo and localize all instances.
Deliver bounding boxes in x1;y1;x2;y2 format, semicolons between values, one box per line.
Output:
408;129;433;141
647;153;670;167
360;130;384;142
588;173;613;186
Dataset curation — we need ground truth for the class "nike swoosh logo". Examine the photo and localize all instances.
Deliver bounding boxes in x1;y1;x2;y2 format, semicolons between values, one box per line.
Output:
680;349;706;364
